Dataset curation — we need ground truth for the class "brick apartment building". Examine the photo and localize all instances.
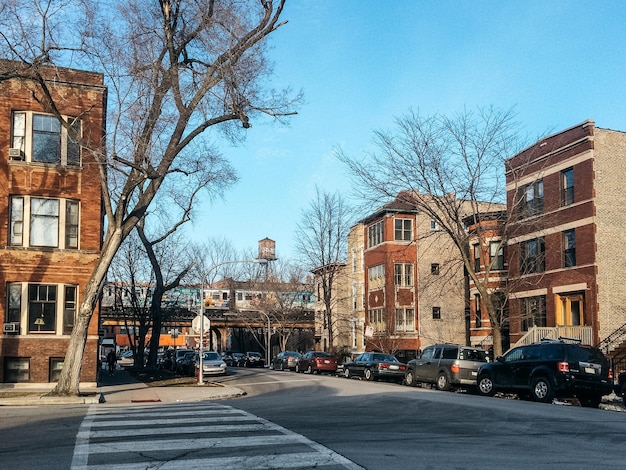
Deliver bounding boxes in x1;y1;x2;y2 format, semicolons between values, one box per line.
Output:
504;120;626;361
348;195;470;362
0;65;105;384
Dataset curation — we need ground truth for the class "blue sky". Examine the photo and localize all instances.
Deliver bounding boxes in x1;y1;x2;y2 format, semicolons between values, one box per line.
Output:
188;1;626;261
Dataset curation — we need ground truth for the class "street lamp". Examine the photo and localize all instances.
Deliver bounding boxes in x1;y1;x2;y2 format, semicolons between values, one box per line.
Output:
196;258;268;385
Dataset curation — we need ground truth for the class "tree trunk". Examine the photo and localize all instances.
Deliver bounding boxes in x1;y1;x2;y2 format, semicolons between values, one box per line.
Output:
49;230;123;396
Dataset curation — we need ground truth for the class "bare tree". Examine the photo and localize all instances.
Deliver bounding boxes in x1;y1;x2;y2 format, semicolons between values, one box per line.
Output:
294;187;353;354
0;0;299;395
337;107;523;357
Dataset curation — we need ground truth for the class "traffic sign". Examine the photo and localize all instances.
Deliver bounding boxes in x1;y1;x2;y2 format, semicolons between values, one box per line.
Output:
192;315;210;334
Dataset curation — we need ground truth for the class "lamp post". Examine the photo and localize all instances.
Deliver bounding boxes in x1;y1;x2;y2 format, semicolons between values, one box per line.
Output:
196;258;268;385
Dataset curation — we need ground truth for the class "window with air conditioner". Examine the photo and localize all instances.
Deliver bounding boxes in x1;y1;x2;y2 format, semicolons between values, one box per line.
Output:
9;196;79;249
7;282;77;335
11;111;81;165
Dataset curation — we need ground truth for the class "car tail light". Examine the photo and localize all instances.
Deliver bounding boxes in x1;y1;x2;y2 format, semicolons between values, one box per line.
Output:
557;361;569;372
609;368;613;380
378;363;389;370
399;365;406;371
451;364;460;373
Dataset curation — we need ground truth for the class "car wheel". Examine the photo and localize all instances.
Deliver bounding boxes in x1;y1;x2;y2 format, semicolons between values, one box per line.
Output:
477;373;496;397
364;368;374;381
343;368;351;379
295;363;300;373
278;362;284;371
531;376;554;403
405;370;417;387
436;372;451;391
269;362;274;370
579;394;602;408
306;364;313;374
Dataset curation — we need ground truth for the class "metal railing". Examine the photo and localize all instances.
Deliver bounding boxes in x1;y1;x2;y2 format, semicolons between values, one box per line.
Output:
513;326;594;348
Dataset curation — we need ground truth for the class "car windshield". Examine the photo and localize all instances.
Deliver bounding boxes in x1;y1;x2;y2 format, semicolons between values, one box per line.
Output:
202;352;220;361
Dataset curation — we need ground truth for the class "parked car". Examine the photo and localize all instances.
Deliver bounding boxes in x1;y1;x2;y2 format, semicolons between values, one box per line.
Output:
196;351;227;377
405;344;489;391
172;348;195;371
231;352;246;367
343;352;406;383
296;351;338;374
176;351;197;376
614;371;626;406
245;351;265;368
271;351;302;371
476;339;613;407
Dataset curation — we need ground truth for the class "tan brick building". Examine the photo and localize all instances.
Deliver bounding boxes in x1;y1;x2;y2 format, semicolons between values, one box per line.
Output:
505;120;626;363
0;65;105;384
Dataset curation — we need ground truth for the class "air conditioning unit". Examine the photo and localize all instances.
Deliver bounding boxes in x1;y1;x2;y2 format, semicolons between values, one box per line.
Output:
3;323;19;333
8;148;24;160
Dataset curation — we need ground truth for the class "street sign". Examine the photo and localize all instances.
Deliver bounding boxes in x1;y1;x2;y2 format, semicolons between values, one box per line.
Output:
192;315;210;334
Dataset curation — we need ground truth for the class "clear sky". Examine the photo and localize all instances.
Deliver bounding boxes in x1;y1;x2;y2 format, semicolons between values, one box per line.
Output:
188;1;626;261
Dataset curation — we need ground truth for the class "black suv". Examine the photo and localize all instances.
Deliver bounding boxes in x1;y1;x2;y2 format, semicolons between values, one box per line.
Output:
476;339;613;407
405;344;489;391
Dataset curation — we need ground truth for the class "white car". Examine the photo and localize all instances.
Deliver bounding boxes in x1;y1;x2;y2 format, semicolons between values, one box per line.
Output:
197;351;227;377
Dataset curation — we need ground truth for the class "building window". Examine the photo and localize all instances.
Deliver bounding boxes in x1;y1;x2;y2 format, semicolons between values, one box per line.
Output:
432;306;441;320
63;286;77;335
368;264;385;281
473;244;481;273
431;263;440;275
28;284;57;332
395;308;415;332
519;237;545;274
8;282;78;335
518;180;544;219
49;358;64;382
369;308;385;332
9;196;79;249
474;294;482;328
430;219;438;230
394;263;414;287
12;111;81;165
489;241;504;270
563;229;576;268
352;249;357;272
561;167;574;206
394;218;412;241
520;295;547;331
368;220;384;248
7;283;22;324
4;357;30;383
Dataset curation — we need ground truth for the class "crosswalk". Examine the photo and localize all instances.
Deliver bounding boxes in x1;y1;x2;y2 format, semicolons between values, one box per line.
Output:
71;402;363;469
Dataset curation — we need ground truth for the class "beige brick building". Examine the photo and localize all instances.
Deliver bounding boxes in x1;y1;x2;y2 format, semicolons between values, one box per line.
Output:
0;65;105;384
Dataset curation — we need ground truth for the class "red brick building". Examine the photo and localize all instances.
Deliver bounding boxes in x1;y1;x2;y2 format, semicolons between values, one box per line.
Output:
0;65;105;384
504;120;626;361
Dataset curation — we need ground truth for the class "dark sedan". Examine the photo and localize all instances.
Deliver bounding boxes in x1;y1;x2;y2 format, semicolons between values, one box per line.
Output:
343;352;406;383
296;351;338;374
245;352;265;368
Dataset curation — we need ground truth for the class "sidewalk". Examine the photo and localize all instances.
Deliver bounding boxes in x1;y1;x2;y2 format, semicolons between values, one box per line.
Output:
0;368;245;406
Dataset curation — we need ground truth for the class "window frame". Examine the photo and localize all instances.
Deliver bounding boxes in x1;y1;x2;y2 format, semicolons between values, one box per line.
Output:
11;111;82;166
432;306;441;320
7;282;78;335
395;307;415;332
489;241;504;270
518;180;544;219
562;229;576;268
393;263;414;287
9;195;80;249
367;220;385;248
561;167;574;207
394;218;413;241
519;237;545;274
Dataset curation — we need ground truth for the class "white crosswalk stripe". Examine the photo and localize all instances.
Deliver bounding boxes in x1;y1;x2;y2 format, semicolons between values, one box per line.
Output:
71;402;363;470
